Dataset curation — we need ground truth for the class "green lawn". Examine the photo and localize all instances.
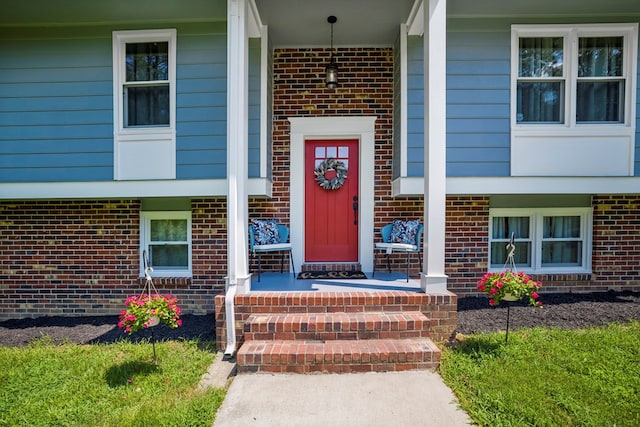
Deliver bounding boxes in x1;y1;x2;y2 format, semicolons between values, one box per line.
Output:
3;323;638;426
0;339;226;427
439;321;640;427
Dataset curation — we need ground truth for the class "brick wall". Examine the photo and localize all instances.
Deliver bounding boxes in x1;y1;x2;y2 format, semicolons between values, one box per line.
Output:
252;47;424;273
591;195;640;290
445;196;490;294
445;195;640;295
0;199;227;320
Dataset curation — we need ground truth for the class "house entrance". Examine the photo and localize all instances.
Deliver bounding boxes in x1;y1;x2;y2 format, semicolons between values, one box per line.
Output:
289;116;376;274
304;139;359;262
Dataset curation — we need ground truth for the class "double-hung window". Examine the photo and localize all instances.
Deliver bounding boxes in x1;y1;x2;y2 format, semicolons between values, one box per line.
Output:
510;24;638;176
141;211;192;277
489;208;592;273
113;29;177;180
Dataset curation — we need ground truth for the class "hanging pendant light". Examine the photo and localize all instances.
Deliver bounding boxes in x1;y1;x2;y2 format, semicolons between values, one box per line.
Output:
325;16;338;89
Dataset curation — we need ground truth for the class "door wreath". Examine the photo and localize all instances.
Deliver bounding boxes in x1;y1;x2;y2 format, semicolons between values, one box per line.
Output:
314;158;348;190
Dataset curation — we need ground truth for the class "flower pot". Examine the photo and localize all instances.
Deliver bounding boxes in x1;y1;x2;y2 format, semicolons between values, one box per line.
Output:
502;293;520;302
148;316;160;327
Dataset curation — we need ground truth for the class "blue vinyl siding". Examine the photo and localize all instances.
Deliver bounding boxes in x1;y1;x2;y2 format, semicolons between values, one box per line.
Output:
0;22;227;183
266;36;273;181
175;24;227;180
0;27;113;182
406;36;424;177
405;25;513;177
446;26;511;177
392;30;402;180
248;38;261;178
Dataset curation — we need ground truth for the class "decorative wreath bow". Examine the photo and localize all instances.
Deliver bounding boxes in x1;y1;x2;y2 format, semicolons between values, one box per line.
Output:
314;158;348;190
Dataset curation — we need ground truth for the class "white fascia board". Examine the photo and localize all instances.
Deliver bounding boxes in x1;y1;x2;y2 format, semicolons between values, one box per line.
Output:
248;177;272;197
0;180;227;200
393;176;640;196
0;179;272;200
406;0;424;36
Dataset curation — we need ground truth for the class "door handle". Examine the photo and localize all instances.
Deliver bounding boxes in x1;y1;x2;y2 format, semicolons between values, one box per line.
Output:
352;195;358;225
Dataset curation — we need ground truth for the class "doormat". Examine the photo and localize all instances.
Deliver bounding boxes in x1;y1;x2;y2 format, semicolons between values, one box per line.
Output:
297;271;368;280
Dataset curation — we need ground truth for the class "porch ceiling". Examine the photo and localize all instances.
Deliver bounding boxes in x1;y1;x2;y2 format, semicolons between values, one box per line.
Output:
0;0;226;27
2;0;639;42
255;0;640;47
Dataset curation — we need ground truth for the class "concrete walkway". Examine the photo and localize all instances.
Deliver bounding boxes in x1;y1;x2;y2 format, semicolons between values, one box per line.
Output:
212;369;473;427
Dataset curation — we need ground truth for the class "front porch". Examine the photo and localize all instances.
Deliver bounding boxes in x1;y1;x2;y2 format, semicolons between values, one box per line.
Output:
249;271;422;292
215;272;458;373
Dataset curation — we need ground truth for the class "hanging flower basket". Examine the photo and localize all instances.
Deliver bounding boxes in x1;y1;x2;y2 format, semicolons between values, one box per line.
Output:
477;234;543;307
118;293;182;334
314;158;347;190
118;252;182;335
477;270;542;307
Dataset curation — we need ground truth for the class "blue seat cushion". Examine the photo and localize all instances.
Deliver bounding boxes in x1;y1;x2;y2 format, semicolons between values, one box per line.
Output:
251;219;281;245
389;219;421;244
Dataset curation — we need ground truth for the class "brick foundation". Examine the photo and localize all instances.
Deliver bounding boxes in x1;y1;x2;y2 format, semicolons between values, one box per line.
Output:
1;194;638;320
0;199;227;320
445;194;640;295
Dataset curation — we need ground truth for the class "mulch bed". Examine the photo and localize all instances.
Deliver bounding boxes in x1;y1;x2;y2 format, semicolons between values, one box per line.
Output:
456;290;640;335
0;291;638;347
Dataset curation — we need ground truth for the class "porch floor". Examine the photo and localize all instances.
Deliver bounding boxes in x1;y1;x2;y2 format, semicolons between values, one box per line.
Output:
249;271;421;292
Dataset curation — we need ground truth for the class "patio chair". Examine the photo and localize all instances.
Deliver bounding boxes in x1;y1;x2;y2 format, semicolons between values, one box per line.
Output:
372;220;423;282
249;220;295;282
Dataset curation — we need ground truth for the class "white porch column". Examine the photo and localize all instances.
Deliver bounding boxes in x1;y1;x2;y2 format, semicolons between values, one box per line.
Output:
421;0;448;293
226;0;251;294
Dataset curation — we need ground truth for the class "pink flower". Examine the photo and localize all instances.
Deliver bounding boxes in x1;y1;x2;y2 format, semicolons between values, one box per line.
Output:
490;287;498;294
177;319;183;327
489;299;496;306
496;281;503;289
531;291;539;299
477;284;486;292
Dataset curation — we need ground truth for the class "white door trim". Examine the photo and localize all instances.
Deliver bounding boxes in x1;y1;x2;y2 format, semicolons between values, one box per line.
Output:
289;116;377;273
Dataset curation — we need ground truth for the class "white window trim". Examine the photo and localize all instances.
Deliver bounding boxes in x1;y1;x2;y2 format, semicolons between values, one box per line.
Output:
511;23;638;130
112;29;177;181
510;24;638;177
140;211;192;278
489;207;592;274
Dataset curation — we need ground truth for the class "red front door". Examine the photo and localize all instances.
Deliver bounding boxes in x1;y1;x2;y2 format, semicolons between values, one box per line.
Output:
305;139;359;262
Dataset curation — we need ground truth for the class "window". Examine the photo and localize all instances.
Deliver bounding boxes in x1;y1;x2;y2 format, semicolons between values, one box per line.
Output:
510;24;637;176
512;24;637;127
112;30;177;180
124;41;170;127
141;211;191;277
489;208;591;273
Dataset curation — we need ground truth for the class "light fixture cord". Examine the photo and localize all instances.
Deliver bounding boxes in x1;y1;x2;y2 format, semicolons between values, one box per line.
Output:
330;22;334;61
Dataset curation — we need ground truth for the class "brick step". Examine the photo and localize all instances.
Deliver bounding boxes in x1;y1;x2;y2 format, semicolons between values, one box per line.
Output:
231;291;434;314
243;311;430;341
237;338;441;374
214;291;458;352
